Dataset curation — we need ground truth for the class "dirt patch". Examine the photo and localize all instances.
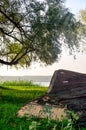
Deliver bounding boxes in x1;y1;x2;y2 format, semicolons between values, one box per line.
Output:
17;94;66;120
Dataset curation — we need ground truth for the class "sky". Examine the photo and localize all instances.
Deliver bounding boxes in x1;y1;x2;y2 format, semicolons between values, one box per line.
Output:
0;0;86;76
65;0;86;14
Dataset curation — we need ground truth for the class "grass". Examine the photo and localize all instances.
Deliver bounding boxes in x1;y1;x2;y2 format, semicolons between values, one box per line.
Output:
0;80;86;130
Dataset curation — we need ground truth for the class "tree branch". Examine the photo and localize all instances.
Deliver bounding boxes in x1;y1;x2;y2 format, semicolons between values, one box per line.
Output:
0;59;15;65
0;27;22;43
0;48;35;66
0;9;31;41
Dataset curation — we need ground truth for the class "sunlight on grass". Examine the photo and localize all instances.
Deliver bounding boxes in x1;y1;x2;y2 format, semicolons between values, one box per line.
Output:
0;80;48;91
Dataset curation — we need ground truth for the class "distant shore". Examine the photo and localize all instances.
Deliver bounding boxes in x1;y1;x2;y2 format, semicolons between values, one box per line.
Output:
0;76;51;82
0;76;52;86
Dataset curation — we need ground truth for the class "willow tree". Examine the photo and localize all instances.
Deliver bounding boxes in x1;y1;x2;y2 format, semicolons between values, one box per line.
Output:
77;9;86;49
0;0;80;67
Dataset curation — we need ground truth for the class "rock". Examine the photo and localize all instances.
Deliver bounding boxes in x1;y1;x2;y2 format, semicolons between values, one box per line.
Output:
48;69;86;124
48;69;86;94
17;69;86;125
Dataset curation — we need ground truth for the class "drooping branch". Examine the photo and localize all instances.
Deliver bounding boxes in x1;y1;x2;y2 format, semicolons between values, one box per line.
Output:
0;48;35;66
0;9;23;32
0;9;31;41
0;27;22;43
0;59;17;65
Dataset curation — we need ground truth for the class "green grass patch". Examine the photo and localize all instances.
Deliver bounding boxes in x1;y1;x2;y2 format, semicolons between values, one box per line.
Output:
0;81;86;130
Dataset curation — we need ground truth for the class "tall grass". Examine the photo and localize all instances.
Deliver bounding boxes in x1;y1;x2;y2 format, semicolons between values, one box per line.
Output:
0;80;47;91
0;81;86;130
0;80;41;87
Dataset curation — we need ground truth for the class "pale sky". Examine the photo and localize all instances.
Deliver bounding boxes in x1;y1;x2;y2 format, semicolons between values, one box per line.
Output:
0;0;86;76
65;0;86;15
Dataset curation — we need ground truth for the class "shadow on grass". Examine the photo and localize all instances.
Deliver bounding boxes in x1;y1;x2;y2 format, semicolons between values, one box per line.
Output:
0;87;47;105
0;86;13;90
